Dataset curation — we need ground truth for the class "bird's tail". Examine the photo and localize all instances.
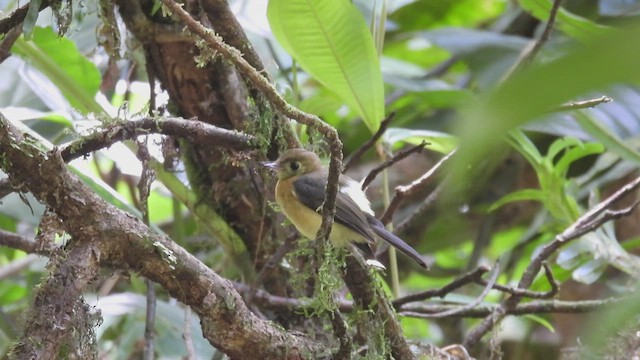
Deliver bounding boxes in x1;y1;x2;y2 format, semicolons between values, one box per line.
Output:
370;220;428;269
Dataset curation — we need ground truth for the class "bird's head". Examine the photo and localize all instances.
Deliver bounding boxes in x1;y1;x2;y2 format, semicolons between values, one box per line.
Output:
264;149;323;180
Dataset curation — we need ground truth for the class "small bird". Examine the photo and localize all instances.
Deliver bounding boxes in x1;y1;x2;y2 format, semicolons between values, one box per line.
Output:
266;148;427;269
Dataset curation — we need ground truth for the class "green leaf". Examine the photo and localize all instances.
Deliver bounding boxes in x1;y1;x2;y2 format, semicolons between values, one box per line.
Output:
553;142;604;177
508;130;543;167
546;137;581;162
524;314;556;333
489;189;545;212
518;0;612;42
12;27;104;115
268;0;384;132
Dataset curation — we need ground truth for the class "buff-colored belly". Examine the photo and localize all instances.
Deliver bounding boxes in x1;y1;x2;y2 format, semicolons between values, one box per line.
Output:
275;178;364;247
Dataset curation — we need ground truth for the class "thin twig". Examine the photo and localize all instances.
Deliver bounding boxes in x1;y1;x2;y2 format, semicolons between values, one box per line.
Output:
380;149;455;225
0;229;57;255
475;262;558;299
502;0;564;80
343;112;395;172
393;266;490;308
426;263;500;319
553;96;612;111
0;27;21;64
0;255;39;280
136;138;157;360
247;235;296;305
399;297;625;318
520;0;564;67
361;140;427;190
183;307;196;360
331;310;353;360
60;117;256;162
159;0;342;246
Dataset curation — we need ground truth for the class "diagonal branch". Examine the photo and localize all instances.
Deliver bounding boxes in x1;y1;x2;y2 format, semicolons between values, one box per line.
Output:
380;149;455;225
343;112;395;172
361;140;427;190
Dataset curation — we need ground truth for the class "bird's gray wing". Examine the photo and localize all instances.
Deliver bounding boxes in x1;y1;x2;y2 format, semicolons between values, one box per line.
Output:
292;173;376;243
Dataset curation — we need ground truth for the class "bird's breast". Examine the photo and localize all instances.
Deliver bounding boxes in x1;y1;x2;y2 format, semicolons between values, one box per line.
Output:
275;178;364;246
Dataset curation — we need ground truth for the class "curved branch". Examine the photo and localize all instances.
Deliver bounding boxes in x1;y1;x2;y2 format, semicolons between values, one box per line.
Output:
60;117;257;162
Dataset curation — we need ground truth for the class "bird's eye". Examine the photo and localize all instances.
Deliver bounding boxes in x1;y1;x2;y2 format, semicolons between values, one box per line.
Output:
290;161;300;171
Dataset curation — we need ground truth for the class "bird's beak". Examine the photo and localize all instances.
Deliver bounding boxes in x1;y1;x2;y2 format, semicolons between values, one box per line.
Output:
262;161;278;170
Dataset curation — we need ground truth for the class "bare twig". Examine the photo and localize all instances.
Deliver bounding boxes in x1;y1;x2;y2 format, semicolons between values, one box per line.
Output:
395;183;443;235
554;96;612;111
426;263;500;319
463;175;640;348
343;113;395;172
393;266;490;308
136;139;157;360
60;117;256;162
502;0;564;80
0;229;57;255
380;149;456;225
184;307;196;360
159;0;343;246
520;0;563;67
330;310;353;360
0;254;39;280
361;140;427;190
400;297;625;318
476;262;558;300
0;27;21;64
247;235;297;305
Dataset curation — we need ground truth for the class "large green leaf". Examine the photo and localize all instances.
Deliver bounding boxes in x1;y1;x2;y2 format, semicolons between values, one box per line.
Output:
12;26;103;115
268;0;384;132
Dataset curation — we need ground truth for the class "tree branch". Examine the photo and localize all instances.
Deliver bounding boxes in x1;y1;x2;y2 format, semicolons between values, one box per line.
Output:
10;241;99;359
0;229;56;255
393;266;490;307
380;149;455;225
343;112;394;172
60;117;257;162
361;140;427;190
400;297;625;318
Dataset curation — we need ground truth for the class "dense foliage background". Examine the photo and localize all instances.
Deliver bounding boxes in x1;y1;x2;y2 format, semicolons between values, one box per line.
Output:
0;0;639;359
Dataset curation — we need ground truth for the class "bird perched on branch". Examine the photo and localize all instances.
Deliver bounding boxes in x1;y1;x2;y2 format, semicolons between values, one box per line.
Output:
265;148;427;269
